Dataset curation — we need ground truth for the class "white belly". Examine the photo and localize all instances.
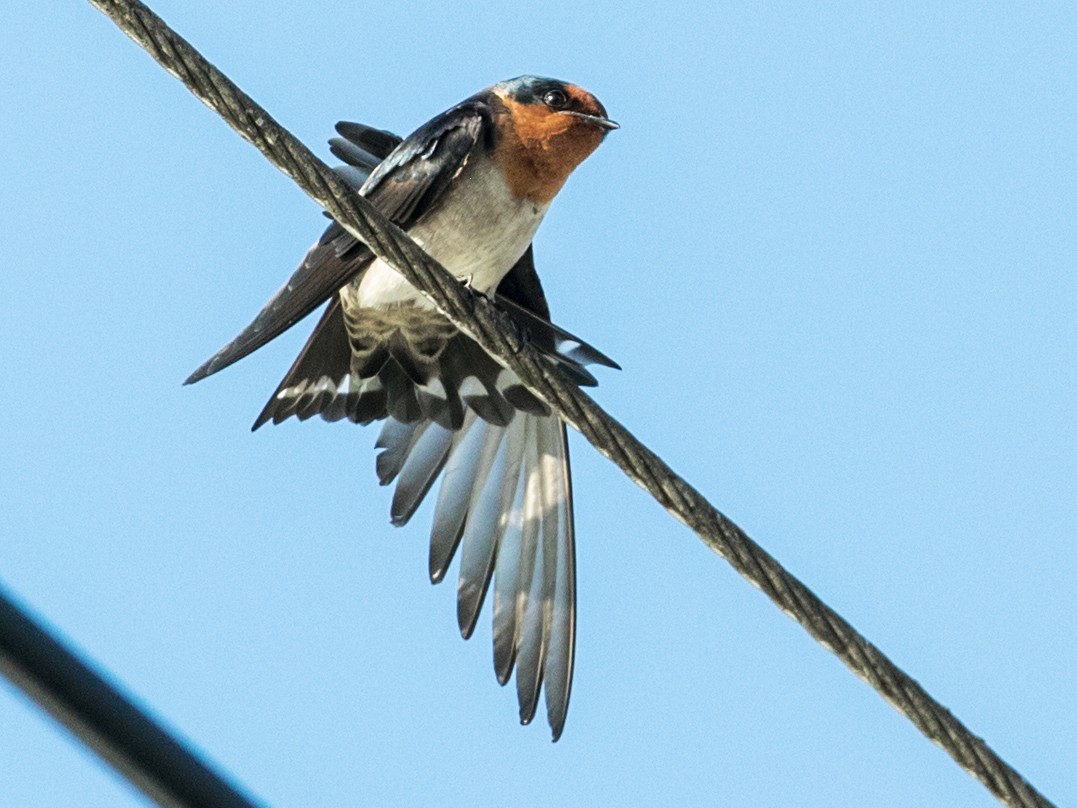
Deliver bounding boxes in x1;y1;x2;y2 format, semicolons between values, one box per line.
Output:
351;156;548;309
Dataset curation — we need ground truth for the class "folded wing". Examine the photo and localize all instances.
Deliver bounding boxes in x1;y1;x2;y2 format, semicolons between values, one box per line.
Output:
186;99;491;384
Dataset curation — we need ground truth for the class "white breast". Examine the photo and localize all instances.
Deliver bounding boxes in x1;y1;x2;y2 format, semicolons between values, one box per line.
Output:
350;155;548;309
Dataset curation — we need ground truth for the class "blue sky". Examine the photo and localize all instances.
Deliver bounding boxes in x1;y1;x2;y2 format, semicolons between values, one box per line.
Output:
2;2;1074;805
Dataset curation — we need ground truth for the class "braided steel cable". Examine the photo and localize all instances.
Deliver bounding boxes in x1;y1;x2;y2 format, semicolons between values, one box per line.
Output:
81;2;1055;806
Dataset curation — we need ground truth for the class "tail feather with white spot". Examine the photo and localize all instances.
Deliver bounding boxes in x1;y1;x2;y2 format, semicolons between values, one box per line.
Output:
253;297;551;431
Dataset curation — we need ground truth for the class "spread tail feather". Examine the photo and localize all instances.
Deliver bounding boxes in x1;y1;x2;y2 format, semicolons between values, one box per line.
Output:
257;297;559;433
377;410;576;740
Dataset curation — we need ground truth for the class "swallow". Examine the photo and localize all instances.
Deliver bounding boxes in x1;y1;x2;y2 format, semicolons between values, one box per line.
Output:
185;76;618;740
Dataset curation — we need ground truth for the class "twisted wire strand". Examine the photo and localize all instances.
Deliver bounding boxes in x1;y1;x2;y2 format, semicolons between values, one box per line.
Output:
87;2;1054;806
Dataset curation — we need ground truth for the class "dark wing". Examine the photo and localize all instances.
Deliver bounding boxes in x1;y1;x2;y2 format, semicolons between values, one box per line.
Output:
185;100;493;384
183;218;373;385
328;122;400;187
357;98;492;226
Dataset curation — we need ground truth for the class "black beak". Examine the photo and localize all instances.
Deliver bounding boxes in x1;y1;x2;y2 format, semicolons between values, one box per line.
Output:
568;111;620;131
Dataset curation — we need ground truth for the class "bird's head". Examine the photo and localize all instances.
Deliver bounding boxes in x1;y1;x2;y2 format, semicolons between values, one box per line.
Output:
490;76;617;204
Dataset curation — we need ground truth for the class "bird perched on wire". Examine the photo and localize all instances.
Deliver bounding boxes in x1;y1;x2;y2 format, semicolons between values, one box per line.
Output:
185;76;618;740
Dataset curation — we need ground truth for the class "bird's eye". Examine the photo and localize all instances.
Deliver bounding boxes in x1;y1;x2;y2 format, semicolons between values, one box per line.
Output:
543;89;569;110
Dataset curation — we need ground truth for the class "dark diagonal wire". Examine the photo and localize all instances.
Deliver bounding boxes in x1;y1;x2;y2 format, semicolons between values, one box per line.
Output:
0;583;264;808
81;1;1055;806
